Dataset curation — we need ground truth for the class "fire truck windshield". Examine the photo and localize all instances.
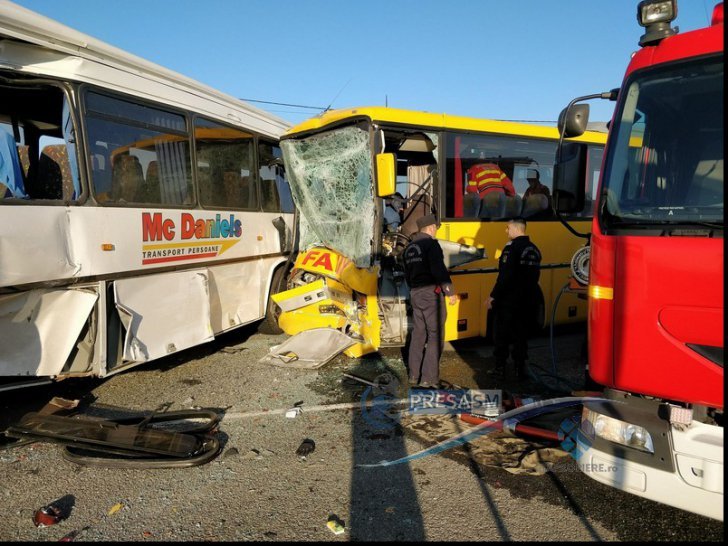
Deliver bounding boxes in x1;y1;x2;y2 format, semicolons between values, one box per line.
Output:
600;55;723;230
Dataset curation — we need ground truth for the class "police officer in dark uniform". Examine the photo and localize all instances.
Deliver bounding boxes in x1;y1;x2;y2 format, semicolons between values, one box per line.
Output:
403;214;458;388
486;217;542;380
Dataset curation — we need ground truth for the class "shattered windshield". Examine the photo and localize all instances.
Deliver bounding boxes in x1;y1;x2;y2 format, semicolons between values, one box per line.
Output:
281;125;374;267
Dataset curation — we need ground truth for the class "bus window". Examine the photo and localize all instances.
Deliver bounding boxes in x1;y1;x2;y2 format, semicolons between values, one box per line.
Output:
194;118;257;210
445;132;557;220
259;140;293;213
84;91;192;205
0;81;80;201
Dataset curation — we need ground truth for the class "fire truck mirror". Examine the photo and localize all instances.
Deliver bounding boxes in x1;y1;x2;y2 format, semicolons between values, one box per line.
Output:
558;103;590;138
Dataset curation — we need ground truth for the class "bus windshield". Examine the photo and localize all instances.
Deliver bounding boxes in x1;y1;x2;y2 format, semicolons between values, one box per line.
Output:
601;55;723;229
281;124;375;268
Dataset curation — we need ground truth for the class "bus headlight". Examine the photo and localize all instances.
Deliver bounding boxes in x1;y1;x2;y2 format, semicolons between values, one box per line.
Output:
583;408;655;453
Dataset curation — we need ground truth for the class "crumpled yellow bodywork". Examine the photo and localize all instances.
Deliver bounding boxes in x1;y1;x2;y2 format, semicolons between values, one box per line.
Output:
272;247;381;357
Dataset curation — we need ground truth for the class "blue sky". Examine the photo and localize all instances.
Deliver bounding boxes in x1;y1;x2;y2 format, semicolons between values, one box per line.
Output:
11;0;715;126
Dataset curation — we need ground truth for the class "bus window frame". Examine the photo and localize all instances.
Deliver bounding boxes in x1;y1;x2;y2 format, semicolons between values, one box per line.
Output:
0;77;87;206
258;137;293;214
439;130;591;223
192;114;260;212
80;84;195;209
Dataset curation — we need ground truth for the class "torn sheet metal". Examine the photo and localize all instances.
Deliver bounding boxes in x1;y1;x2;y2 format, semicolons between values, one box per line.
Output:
259;328;355;369
113;269;212;363
438;239;486;269
271;279;329;313
0;289;97;376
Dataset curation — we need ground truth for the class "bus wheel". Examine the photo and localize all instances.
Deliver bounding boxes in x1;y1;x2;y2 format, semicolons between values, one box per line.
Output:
259;266;287;334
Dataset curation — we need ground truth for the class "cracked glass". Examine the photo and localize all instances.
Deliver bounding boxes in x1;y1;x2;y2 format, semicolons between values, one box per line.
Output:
281;125;374;267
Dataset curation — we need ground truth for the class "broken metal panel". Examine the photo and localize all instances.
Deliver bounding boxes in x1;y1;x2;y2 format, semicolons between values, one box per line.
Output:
206;260;264;333
438;239;486;269
0;289;97;376
113;269;213;363
272;279;329;313
260;328;355;369
281;125;375;267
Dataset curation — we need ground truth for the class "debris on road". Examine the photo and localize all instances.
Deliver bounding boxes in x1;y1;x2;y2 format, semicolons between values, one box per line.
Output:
3;408;222;469
107;502;124;516
220;342;248;354
32;503;64;527
326;514;345;535
295;438;315;459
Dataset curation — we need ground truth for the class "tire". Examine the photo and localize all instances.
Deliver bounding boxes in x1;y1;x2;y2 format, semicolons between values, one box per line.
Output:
258;265;287;334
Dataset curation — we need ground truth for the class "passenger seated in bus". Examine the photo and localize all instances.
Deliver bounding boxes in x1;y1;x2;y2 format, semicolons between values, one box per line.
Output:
0;130;26;198
523;169;552;209
136;160;162;203
111;154;144;203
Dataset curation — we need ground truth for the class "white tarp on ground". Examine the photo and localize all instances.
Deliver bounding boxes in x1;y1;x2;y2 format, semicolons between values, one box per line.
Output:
0;289;97;376
259;328;355;369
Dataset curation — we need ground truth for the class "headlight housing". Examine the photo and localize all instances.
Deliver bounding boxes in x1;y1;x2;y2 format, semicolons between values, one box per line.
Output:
636;0;678;46
583;407;655;453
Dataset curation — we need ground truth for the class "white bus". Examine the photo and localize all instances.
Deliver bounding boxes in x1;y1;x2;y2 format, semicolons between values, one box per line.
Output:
0;1;295;389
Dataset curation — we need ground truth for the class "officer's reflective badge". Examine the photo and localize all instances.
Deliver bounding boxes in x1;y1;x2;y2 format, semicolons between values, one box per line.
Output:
494;248;502;260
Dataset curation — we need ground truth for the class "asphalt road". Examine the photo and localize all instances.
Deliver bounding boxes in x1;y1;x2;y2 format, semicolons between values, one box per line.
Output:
0;324;723;542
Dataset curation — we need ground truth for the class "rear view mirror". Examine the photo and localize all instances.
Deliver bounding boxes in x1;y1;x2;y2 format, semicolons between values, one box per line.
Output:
553;142;586;213
558;104;590;138
375;153;396;197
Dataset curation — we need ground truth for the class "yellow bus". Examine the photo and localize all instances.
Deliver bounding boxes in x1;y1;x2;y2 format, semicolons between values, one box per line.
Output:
274;107;606;357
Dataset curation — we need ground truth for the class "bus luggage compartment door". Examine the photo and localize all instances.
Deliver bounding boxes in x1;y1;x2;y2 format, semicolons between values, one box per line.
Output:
113;270;213;363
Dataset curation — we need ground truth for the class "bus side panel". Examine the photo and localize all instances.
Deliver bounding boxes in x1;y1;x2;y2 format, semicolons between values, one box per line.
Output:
207;260;264;333
0;206;79;287
0;288;97;376
445;274;484;340
1;207;275;288
113;269;213;363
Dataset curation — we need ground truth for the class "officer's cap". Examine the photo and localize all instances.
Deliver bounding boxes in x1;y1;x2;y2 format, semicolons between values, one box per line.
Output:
416;214;439;230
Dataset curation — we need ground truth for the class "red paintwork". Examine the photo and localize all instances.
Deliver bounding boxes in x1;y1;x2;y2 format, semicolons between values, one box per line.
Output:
625;12;723;78
589;6;725;409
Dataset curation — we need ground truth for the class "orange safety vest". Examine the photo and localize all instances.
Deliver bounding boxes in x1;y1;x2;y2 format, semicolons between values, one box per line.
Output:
466;163;515;196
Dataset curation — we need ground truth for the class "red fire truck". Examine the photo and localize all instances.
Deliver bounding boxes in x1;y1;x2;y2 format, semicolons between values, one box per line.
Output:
553;0;723;521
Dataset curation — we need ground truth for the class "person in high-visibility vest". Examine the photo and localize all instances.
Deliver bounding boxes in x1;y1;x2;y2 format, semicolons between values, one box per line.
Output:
464;162;515;217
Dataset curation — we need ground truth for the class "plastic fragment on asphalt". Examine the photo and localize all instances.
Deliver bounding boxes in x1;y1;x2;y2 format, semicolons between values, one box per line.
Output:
107;503;124;516
327;515;345;535
32;504;63;527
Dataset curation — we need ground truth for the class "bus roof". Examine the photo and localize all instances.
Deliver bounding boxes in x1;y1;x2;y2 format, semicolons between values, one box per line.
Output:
0;0;290;139
284;106;608;144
